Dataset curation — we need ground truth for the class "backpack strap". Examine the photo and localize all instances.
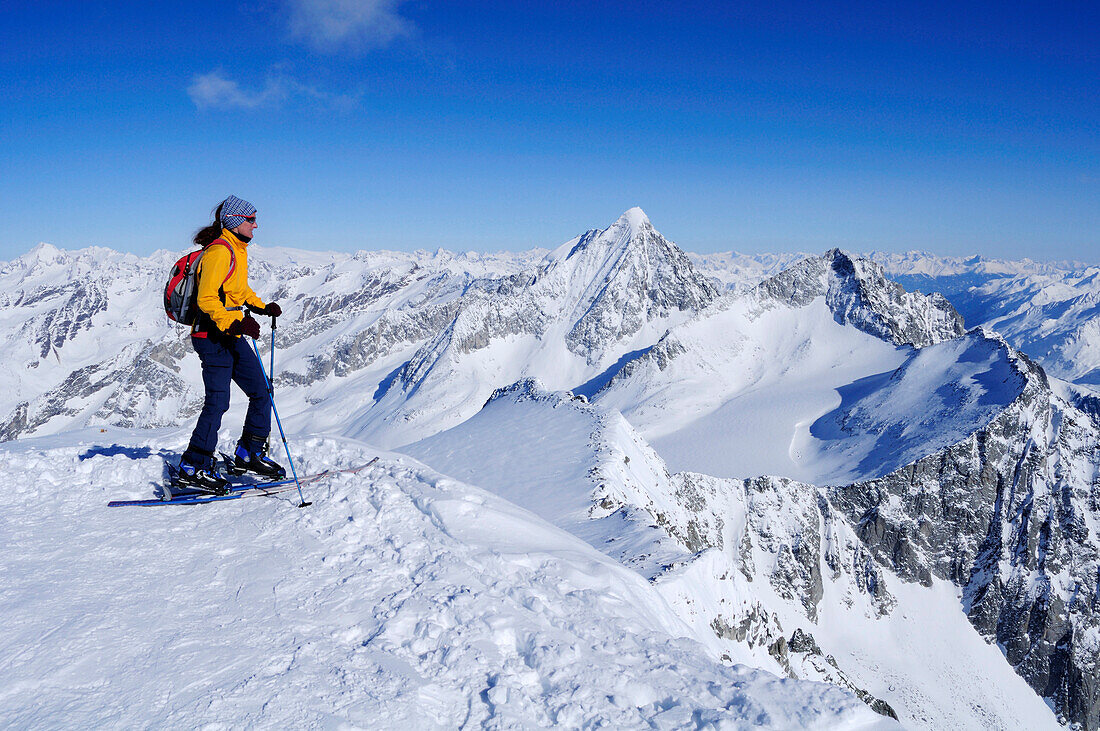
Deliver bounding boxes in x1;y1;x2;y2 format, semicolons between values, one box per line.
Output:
208;238;236;288
208;238;237;306
191;239;239;337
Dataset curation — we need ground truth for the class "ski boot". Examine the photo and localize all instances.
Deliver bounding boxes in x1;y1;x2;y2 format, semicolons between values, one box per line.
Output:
173;455;230;495
232;436;287;480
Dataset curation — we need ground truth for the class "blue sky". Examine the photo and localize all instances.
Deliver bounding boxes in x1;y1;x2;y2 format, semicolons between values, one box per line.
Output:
2;1;1097;261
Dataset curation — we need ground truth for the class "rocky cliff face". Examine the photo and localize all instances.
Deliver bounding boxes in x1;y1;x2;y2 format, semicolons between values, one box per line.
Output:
827;338;1100;729
754;248;965;347
553;208;720;362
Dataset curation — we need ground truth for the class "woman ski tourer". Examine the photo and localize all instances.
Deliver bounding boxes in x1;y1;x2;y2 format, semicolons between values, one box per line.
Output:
175;195;285;493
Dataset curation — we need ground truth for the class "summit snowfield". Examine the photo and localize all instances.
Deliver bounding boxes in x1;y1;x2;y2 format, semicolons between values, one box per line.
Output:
3;209;1098;728
1;432;888;729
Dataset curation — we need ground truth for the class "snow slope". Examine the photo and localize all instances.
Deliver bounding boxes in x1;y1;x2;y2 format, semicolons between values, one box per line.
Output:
0;429;889;729
401;381;1062;729
791;329;1029;485
863;252;1100;387
611;297;908;483
594;249;969;485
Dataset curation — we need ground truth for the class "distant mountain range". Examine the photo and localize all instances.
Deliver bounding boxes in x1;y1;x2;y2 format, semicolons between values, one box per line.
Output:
3;210;1098;728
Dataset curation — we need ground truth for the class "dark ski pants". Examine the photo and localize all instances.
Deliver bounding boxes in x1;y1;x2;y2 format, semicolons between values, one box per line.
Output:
183;334;271;465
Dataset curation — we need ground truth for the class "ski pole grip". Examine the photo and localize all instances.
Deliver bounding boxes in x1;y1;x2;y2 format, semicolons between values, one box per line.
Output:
271;315;277;330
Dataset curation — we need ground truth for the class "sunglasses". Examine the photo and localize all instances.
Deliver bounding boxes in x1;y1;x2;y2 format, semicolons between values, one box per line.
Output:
225;213;257;224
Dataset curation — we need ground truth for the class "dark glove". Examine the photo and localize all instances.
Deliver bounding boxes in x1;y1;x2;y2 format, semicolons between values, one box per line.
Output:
249;302;282;317
227;316;261;339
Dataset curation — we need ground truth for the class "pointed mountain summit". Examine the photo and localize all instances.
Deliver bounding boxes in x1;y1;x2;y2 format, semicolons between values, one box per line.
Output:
541;208;719;362
547;207;654;264
756;248;965;347
356;209;720;445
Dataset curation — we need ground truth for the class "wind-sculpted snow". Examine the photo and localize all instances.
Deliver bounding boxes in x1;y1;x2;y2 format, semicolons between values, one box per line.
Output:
0;432;889;730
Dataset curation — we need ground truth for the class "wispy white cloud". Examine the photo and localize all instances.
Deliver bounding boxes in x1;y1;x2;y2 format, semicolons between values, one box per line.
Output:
188;70;360;110
283;0;414;52
187;71;286;109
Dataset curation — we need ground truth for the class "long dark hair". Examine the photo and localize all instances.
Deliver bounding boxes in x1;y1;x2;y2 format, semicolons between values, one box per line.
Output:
193;201;225;248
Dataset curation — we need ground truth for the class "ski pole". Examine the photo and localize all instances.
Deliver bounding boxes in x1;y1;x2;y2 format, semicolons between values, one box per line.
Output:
251;319;310;508
270;314;276;389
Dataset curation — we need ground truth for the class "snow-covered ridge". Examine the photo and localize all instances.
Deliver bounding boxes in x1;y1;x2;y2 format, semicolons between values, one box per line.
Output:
0;432;891;729
403;378;1062;728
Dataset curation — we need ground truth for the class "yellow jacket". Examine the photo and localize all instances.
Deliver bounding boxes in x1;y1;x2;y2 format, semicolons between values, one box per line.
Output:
194;229;266;334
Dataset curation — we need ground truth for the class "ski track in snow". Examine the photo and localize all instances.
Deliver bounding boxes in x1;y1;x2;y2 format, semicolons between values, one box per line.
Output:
0;431;890;730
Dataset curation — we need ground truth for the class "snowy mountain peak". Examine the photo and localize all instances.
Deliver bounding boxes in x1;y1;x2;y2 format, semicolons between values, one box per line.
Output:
619;206;653;232
23;242;64;266
755;249;965;347
2;242;67;276
535;210;720;365
554;207;656;265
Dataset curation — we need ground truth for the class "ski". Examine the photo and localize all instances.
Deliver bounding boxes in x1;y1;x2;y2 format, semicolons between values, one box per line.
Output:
108;478;296;507
107;458;379;508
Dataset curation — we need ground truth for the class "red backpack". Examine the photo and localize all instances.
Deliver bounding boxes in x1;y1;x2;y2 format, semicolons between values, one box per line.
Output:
164;239;236;325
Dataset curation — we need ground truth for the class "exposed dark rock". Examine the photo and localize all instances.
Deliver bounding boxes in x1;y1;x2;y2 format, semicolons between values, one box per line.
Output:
785;628;899;720
754;249;965;347
828;344;1100;729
